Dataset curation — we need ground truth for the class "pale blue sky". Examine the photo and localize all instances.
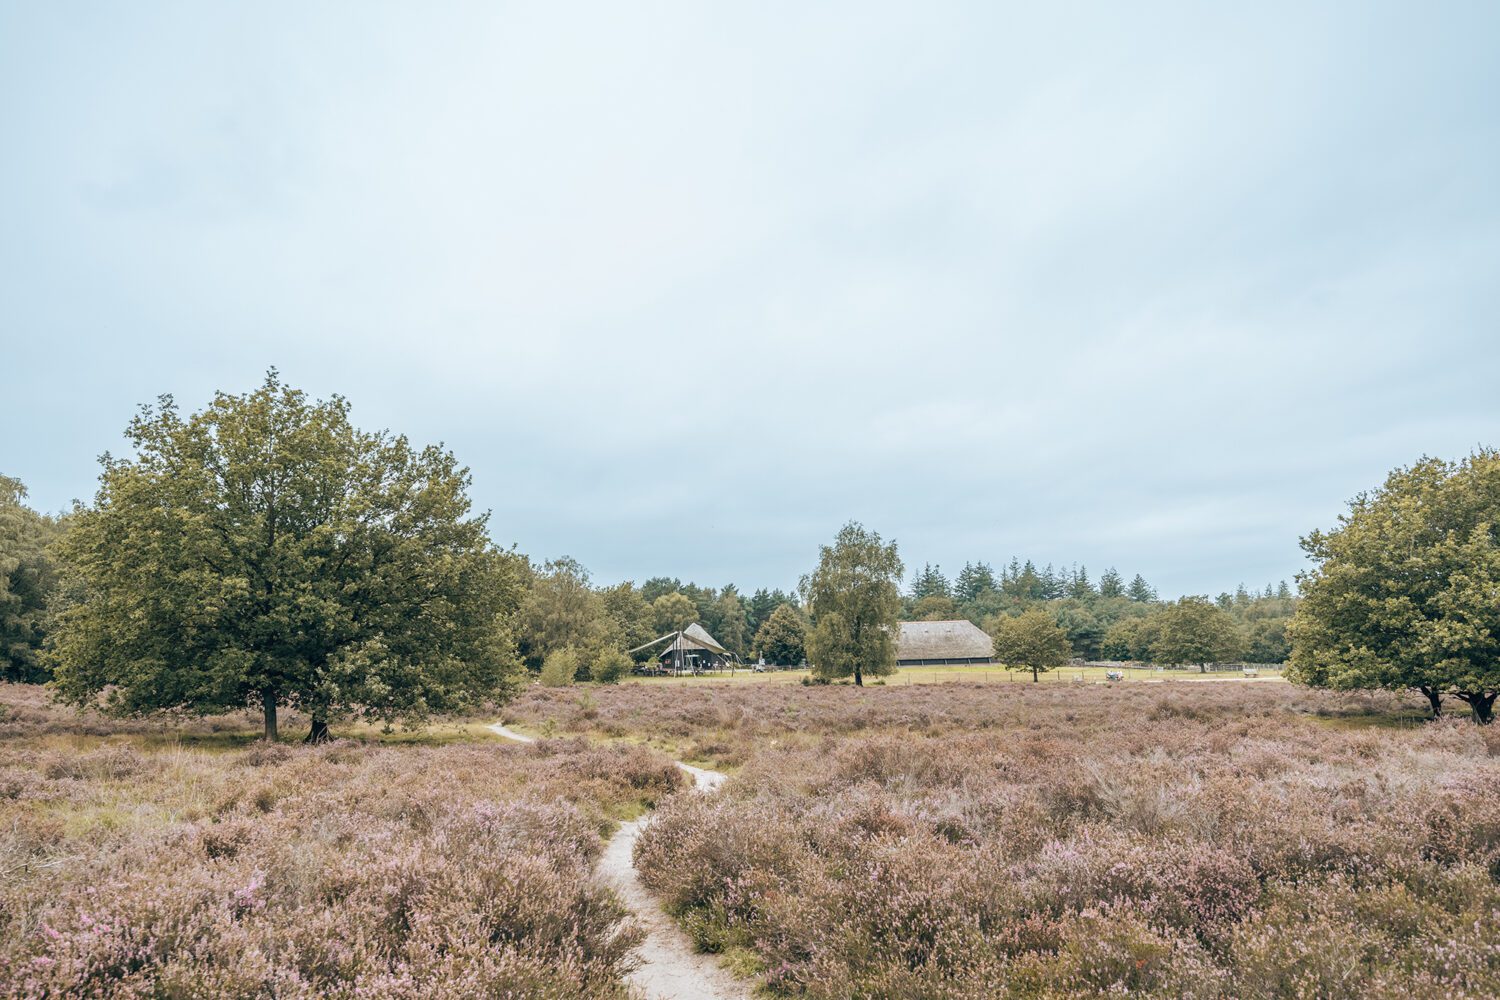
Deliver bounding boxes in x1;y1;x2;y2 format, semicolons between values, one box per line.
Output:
3;2;1498;597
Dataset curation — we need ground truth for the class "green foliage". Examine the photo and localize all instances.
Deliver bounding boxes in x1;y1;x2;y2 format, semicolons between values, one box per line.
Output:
539;647;581;687
1098;567;1125;599
1244;616;1291;663
752;603;807;665
48;372;523;739
597;581;655;661
1289;450;1500;722
652;591;698;636
990;609;1071;681
1127;574;1157;602
1050;599;1104;660
908;563;951;601
1151;596;1244;666
515;557;609;671
804;522;903;686
710;588;747;655
911;594;958;621
591;647;632;684
954;561;997;604
0;476;61;682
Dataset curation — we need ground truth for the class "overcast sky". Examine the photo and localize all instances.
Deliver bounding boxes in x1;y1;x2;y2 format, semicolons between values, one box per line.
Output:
3;2;1498;598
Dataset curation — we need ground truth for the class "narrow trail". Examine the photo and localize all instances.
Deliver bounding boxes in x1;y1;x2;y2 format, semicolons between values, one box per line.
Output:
487;723;749;1000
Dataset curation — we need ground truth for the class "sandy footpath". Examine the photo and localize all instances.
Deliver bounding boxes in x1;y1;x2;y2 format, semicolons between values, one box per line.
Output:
487;723;750;1000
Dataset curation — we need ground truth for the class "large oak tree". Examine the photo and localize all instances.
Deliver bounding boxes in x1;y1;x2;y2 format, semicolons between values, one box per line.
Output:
50;372;523;740
1288;451;1500;723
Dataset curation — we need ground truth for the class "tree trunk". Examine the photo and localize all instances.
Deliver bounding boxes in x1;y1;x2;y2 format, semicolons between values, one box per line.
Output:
1032;666;1039;682
854;664;863;687
1456;691;1496;725
1418;685;1443;719
305;717;332;743
262;690;278;742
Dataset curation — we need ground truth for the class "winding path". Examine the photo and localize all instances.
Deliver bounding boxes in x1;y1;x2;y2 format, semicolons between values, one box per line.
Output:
488;723;749;1000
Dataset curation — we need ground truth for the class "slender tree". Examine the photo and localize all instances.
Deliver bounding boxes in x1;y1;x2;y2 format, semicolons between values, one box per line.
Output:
803;522;903;686
50;372;523;741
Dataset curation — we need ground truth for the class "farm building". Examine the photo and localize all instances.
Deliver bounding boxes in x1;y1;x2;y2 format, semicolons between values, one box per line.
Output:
896;619;994;666
629;622;734;674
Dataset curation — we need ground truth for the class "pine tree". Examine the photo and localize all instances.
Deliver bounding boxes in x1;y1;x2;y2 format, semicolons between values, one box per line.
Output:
954;561;997;604
1127;574;1157;602
1098;567;1125;599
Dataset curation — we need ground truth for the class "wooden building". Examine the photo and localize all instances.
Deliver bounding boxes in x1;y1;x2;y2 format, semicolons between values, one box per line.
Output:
896;619;994;666
629;622;734;674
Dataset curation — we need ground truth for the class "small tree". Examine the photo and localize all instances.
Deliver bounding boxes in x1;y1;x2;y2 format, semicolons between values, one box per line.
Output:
540;647;581;687
991;610;1070;682
50;372;523;741
752;603;807;665
1288;451;1500;722
803;522;903;686
592;648;632;684
1151;597;1243;670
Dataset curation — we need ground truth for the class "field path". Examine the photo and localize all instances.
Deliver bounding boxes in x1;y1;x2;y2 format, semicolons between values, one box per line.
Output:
487;723;749;1000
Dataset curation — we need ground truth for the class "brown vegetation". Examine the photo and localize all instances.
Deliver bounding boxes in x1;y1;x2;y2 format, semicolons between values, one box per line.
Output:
518;680;1500;997
0;684;684;999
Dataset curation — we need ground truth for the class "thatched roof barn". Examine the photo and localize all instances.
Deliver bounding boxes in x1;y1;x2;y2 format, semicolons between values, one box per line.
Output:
896;620;994;665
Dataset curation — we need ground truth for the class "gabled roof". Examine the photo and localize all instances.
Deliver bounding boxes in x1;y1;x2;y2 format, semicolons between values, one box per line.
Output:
896;619;993;661
680;623;729;655
627;622;731;657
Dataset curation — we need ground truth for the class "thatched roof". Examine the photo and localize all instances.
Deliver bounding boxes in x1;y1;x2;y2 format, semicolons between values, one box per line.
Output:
680;623;729;655
628;622;731;657
896;620;993;662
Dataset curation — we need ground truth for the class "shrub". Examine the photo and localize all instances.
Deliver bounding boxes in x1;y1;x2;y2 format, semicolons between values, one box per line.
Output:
540;648;581;687
591;649;631;685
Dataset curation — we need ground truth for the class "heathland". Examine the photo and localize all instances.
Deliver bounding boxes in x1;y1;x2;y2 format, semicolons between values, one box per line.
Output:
509;679;1500;998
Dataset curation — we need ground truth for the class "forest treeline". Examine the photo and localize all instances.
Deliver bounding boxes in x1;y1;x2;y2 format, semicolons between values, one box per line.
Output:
9;373;1491;731
900;559;1295;665
5;470;1293;692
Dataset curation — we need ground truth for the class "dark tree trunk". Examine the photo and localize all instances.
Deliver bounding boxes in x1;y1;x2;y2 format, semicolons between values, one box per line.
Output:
262;690;278;742
1418;685;1443;719
1456;692;1496;725
305;718;332;743
854;664;863;687
1032;666;1039;682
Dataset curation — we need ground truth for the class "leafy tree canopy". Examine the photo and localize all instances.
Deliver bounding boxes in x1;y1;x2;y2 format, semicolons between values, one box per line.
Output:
803;522;903;686
0;476;62;682
991;609;1071;682
49;372;523;741
1151;597;1243;668
1288;451;1500;722
752;603;807;666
